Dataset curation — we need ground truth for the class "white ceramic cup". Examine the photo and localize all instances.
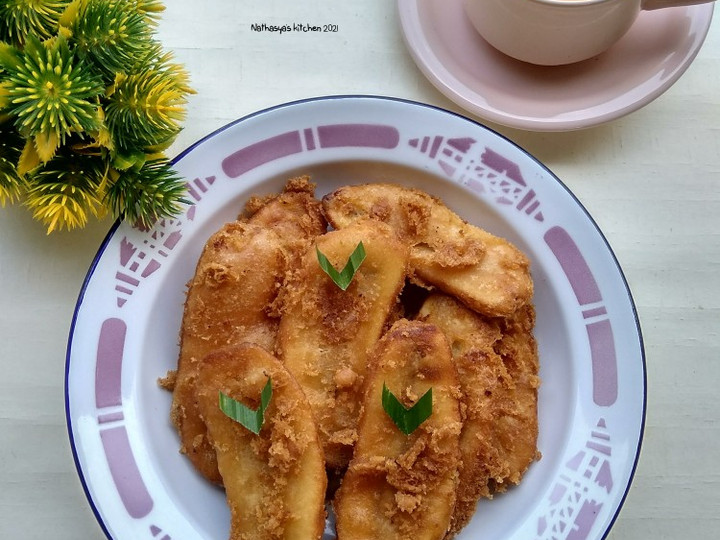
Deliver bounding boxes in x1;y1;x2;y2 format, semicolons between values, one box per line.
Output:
464;0;715;66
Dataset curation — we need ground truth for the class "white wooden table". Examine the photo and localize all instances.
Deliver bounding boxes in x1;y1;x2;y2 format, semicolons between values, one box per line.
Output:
1;1;717;538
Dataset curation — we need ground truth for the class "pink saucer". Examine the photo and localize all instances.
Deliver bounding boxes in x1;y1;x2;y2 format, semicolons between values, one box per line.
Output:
398;0;714;131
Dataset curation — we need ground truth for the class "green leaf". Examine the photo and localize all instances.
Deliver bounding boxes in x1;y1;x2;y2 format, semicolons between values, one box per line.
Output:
23;149;108;233
0;35;103;140
0;41;21;70
218;377;272;435
70;0;153;78
105;158;188;229
0;1;68;45
112;150;146;171
316;241;366;290
0;123;25;206
382;382;433;436
104;68;187;151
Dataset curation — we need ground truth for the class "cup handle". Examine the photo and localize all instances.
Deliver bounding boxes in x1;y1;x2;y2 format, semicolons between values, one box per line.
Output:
642;0;714;10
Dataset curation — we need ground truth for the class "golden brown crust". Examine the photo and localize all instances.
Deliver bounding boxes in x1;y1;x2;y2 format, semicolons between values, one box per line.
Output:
196;344;327;540
171;179;326;483
322;183;533;318
242;175;317;217
417;294;540;536
278;219;410;469
172;223;283;483
334;320;462;540
169;178;541;538
157;369;177;391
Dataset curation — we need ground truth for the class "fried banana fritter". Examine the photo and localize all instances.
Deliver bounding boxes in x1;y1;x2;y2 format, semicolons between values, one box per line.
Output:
196;344;327;540
171;223;284;483
243;175;328;270
168;177;542;538
322;183;533;318
417;294;540;537
171;178;325;483
334;320;462;540
278;219;409;469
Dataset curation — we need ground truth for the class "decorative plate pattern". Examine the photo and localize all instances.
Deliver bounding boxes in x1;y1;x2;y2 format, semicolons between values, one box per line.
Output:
66;96;645;540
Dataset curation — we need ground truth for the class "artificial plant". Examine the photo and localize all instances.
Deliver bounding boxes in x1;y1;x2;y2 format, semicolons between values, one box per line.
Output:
0;0;193;233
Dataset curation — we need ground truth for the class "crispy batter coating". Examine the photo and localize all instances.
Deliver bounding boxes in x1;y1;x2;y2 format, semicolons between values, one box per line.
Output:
168;178;542;538
278;219;409;469
242;176;327;273
171;178;326;483
334;320;462;540
417;294;540;537
196;344;327;540
171;223;283;483
322;183;533;318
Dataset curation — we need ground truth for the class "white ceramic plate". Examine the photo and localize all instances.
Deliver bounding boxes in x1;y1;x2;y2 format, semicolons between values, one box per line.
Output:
66;96;646;540
398;0;714;131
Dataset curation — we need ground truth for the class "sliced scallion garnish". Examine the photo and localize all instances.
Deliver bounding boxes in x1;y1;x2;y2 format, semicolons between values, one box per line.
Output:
316;241;366;290
218;377;272;435
381;382;433;435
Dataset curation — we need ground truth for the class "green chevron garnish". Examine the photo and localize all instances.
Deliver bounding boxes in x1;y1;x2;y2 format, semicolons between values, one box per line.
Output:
382;382;433;435
316;241;366;290
218;377;272;435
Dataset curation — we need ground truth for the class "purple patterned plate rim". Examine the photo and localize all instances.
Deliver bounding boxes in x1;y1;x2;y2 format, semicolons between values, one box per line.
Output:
65;95;646;540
